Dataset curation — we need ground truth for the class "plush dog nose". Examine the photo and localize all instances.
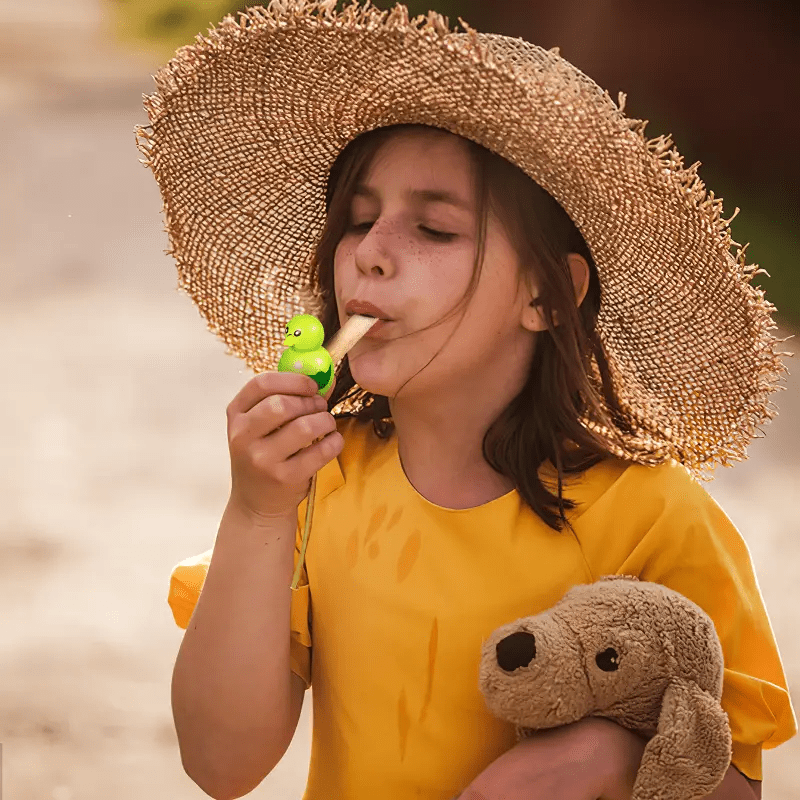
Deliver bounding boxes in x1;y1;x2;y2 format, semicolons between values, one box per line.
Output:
496;631;536;671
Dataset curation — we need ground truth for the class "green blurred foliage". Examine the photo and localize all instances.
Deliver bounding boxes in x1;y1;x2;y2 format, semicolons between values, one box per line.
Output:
110;0;474;57
111;0;261;54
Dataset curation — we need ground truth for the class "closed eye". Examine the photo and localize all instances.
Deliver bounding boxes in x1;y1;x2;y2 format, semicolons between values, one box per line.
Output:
348;222;457;242
419;226;457;242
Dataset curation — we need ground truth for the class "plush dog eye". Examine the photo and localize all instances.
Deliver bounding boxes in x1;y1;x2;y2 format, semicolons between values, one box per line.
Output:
596;647;620;672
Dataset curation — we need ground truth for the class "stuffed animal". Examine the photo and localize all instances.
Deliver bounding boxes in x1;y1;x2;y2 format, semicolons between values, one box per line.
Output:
277;313;334;396
478;575;732;800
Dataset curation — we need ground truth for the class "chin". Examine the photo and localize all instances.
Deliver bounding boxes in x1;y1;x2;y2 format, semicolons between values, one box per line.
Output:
348;362;399;398
347;349;408;396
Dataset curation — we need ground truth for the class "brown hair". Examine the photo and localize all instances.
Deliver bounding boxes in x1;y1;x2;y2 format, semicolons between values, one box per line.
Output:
310;124;635;534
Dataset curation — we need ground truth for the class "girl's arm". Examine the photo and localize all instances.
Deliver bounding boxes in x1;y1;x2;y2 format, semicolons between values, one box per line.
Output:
171;502;300;798
601;722;761;800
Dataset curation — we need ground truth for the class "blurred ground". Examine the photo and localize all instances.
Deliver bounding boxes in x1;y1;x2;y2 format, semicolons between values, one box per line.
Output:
0;1;796;798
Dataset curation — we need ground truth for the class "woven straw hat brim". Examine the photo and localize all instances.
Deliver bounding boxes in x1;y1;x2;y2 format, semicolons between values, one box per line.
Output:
135;0;791;480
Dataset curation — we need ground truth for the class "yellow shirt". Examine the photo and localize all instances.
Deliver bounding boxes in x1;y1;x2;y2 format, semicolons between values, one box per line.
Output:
168;417;796;797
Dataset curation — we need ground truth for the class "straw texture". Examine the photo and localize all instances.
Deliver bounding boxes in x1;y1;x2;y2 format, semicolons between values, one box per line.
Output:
135;0;792;481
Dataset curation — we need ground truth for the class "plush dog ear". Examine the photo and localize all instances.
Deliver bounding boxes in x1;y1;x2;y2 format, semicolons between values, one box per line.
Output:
632;676;732;800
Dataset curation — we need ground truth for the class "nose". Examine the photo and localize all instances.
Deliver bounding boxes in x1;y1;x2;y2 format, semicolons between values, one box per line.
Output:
496;631;536;672
354;219;398;277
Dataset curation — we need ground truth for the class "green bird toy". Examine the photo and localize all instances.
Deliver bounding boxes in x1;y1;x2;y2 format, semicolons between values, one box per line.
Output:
277;314;334;397
278;311;379;591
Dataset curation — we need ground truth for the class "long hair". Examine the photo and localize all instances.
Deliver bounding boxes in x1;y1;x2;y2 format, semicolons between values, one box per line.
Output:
309;124;636;534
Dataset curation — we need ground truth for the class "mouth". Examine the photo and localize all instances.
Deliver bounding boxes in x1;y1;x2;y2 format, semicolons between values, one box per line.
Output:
347;312;390;322
343;313;393;339
344;300;394;320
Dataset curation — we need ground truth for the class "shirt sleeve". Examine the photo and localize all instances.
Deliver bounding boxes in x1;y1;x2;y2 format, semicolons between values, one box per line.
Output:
167;548;212;629
603;462;798;782
166;512;313;691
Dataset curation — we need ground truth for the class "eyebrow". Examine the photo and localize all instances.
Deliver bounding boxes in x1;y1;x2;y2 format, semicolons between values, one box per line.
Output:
353;184;473;212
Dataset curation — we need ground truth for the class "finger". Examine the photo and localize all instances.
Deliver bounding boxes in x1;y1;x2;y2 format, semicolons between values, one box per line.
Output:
229;371;319;416
278;410;339;464
231;393;323;444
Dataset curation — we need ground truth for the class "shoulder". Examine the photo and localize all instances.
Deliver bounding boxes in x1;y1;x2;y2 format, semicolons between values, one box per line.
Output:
568;456;745;573
601;456;716;513
617;457;713;507
562;455;708;526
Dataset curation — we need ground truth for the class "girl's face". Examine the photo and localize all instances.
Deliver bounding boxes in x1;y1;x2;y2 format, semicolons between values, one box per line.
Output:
333;128;539;408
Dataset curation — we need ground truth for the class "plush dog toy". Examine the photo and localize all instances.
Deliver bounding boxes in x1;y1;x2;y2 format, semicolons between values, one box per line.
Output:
478;575;732;800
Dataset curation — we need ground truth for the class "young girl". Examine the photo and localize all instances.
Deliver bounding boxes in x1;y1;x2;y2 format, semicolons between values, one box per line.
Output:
138;2;796;798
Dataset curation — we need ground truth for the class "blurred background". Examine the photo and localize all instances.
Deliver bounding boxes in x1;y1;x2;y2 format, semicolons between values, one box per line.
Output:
0;0;797;798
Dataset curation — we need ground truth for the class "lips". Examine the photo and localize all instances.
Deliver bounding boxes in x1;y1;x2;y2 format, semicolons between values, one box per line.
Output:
362;318;391;337
344;299;393;320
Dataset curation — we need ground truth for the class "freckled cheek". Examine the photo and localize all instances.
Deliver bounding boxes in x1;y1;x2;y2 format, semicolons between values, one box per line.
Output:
332;241;353;273
426;246;480;306
332;245;353;305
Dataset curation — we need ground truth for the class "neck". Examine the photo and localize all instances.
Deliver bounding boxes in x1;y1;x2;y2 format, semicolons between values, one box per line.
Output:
388;389;517;509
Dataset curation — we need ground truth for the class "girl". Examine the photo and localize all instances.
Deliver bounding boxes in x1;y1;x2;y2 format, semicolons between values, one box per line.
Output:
139;2;796;799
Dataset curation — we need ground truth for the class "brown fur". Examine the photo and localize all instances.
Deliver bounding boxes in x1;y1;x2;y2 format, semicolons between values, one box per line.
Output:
479;576;732;800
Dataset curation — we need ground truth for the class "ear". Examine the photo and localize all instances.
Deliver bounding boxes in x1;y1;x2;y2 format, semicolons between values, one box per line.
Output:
524;253;590;331
632;677;732;800
568;253;590;308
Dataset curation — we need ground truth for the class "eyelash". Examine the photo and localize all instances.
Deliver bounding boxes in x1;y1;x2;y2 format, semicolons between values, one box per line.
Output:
349;222;457;242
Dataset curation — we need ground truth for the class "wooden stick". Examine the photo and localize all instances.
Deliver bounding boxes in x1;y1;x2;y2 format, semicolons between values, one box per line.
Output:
325;314;379;365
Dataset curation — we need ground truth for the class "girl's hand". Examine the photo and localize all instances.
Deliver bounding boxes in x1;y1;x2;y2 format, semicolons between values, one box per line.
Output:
452;717;625;800
226;370;342;523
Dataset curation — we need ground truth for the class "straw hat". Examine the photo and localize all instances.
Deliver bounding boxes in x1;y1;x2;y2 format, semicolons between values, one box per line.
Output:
135;0;792;481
